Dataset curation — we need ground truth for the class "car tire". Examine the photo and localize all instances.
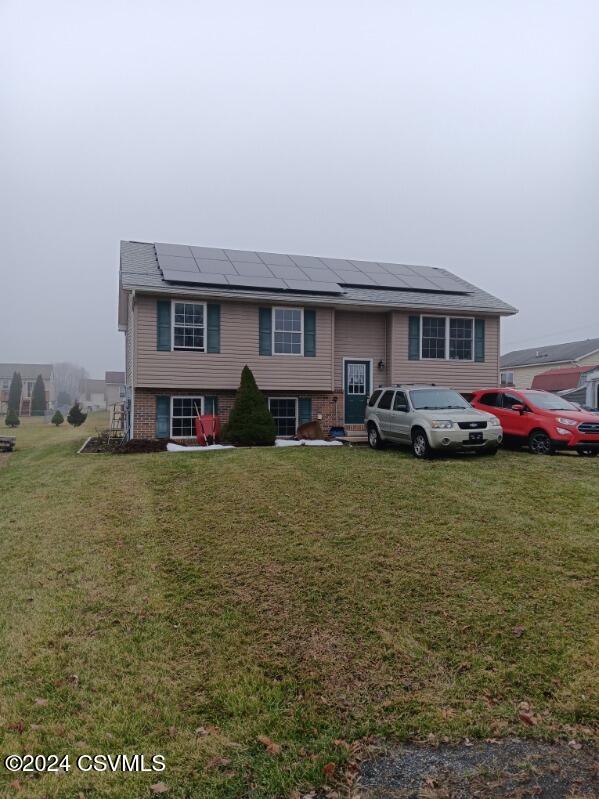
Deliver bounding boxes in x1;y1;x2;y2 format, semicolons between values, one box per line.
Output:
528;430;555;456
412;428;433;459
367;423;384;450
577;448;598;457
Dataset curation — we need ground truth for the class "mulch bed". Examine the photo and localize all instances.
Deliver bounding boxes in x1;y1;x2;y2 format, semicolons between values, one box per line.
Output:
80;434;176;454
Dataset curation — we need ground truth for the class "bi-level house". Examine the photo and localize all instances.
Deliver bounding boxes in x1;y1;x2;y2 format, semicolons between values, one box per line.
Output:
118;241;516;439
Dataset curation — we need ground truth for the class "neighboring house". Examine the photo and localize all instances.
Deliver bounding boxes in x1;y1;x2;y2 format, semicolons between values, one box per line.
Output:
500;337;599;389
0;363;55;415
105;371;126;406
118;241;517;439
580;367;599;409
78;379;107;411
531;365;598;405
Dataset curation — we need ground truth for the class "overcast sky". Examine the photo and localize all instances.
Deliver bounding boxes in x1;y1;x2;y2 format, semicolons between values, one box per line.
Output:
2;1;598;376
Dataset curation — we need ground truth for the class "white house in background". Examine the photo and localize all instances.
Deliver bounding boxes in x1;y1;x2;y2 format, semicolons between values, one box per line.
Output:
581;367;599;409
500;337;599;389
105;371;126;406
78;378;106;411
0;363;55;415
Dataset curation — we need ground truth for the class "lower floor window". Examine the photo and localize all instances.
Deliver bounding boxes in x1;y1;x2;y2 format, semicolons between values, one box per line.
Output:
171;396;203;437
268;397;298;436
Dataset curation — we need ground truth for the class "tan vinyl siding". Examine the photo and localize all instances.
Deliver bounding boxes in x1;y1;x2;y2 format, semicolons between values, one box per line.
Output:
333;311;388;390
504;352;599;389
390;312;501;391
135;295;334;390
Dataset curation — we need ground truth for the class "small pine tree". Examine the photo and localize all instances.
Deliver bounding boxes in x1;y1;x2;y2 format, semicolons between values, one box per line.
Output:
30;374;47;415
5;407;20;428
67;402;87;427
222;365;276;446
7;372;22;413
51;409;64;426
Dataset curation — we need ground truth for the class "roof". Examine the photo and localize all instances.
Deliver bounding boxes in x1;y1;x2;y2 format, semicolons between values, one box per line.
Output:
79;379;105;399
531;365;598;392
119;241;517;316
105;371;125;384
501;337;599;369
0;363;53;380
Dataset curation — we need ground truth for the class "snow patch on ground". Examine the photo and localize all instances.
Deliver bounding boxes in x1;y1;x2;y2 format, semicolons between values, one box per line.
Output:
166;443;235;452
275;438;343;447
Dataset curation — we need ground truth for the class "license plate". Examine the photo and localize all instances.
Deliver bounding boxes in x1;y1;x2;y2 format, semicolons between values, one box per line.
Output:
469;432;483;442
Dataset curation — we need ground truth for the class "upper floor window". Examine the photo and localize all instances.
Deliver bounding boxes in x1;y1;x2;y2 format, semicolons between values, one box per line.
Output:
421;316;474;361
173;302;206;351
273;308;303;355
500;371;514;386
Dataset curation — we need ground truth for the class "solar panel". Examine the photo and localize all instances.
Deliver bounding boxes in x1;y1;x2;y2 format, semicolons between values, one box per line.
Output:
155;243;470;296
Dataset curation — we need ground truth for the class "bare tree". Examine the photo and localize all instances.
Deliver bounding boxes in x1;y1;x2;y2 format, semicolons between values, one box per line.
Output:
53;362;88;403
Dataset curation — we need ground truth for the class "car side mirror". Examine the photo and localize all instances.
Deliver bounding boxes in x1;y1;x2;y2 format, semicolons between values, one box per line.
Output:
511;403;525;414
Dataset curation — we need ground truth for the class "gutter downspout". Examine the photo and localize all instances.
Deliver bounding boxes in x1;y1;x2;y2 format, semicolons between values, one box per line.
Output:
129;290;136;439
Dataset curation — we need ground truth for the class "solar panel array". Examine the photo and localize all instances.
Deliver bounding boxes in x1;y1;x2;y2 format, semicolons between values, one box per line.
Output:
155;243;469;296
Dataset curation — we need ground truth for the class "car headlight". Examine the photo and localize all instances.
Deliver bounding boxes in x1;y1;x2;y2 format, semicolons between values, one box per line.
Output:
556;427;572;436
431;420;454;429
557;417;577;426
487;416;502;427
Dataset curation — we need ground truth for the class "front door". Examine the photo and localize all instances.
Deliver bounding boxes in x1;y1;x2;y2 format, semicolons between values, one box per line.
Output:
344;360;371;424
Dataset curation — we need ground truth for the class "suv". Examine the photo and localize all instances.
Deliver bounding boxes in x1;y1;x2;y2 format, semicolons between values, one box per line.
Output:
471;388;599;456
365;385;503;458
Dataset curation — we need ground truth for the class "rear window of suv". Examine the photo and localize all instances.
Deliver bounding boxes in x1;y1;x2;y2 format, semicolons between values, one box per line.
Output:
368;389;382;407
377;390;395;410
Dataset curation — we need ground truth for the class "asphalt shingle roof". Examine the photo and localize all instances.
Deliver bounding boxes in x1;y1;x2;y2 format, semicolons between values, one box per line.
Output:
0;363;53;380
120;241;517;316
501;338;599;368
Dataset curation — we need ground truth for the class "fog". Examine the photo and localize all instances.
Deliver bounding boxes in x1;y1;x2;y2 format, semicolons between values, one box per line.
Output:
2;0;598;375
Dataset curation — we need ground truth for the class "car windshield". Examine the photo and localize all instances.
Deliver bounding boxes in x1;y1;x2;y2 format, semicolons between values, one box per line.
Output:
521;391;579;411
409;389;470;410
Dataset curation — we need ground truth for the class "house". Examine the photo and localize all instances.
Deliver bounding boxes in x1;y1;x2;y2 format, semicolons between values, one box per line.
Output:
105;371;126;406
531;365;598;405
118;241;516;439
500;337;599;389
78;378;107;412
0;363;55;415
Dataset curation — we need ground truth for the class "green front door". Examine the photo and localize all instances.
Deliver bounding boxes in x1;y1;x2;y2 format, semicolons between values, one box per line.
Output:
344;360;371;423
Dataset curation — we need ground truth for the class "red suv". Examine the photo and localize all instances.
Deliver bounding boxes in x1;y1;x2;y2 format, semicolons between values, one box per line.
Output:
470;388;599;456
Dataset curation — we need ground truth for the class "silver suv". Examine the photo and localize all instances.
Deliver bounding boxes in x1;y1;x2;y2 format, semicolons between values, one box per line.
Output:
365;385;503;458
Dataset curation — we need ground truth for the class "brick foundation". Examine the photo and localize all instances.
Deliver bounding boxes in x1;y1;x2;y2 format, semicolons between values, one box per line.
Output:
131;388;346;440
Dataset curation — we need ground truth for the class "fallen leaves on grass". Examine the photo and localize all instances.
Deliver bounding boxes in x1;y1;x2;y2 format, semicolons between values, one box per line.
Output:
323;762;336;777
512;625;526;637
34;698;48;706
518;701;538;726
206;756;232;770
150;782;169;794
257;735;281;755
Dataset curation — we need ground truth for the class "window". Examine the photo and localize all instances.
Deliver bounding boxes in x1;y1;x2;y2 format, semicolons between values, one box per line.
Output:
171;396;203;438
377;390;395;410
421;317;446;359
449;318;473;360
273;308;303;354
502;393;525;411
421;316;474;360
500;371;514;386
368;389;383;407
347;362;367;394
521;391;577;411
173;302;205;351
409;388;470;410
1;380;9;390
268;397;298;436
393;391;408;411
478;392;502;408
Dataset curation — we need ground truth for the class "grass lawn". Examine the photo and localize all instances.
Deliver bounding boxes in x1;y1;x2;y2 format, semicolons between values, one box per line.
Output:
0;417;597;798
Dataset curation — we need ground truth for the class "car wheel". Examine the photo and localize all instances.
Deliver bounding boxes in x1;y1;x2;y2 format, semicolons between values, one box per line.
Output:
528;430;554;455
367;423;384;450
577;448;598;457
412;428;433;459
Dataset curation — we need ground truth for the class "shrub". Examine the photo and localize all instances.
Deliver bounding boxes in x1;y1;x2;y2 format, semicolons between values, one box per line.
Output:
67;402;87;427
7;372;22;413
5;408;20;428
222;365;276;446
30;374;47;415
51;410;64;426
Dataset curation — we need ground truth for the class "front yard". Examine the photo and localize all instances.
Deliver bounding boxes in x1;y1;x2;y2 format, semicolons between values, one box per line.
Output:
0;418;597;798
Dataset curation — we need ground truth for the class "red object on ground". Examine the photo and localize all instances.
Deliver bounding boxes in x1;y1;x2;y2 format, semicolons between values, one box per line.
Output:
470;388;599;454
195;414;221;446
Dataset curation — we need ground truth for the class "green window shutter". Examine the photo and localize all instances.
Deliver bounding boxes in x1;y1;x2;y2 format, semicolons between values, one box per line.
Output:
204;395;218;414
259;307;272;355
156;395;170;438
408;315;420;360
157;300;171;351
207;304;221;353
304;309;316;356
298;397;312;425
475;318;486;362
